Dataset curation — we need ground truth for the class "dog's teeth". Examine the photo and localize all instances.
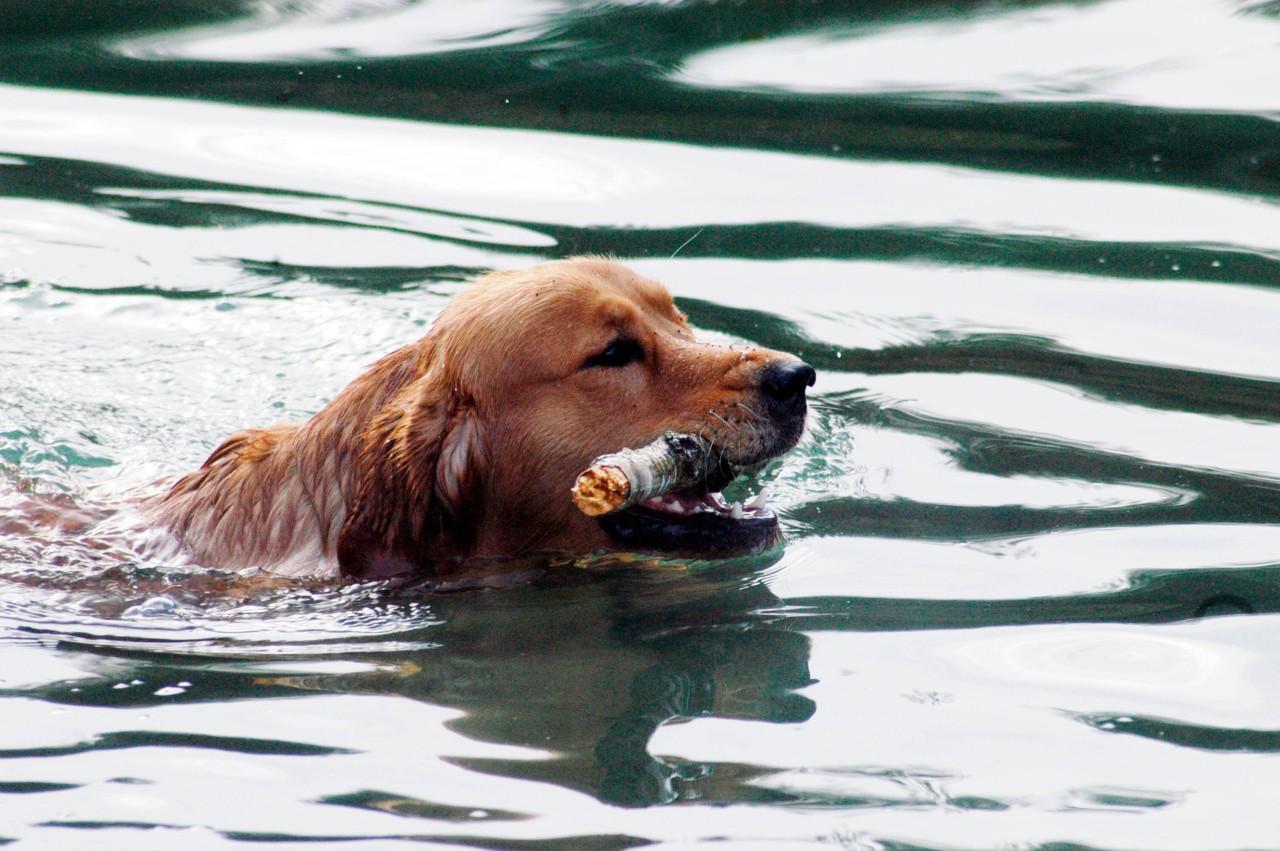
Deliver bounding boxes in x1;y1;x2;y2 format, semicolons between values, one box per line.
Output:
667;500;686;514
747;487;770;511
730;502;745;520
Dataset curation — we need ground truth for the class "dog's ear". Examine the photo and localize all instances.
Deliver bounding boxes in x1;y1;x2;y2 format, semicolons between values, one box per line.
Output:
336;363;486;580
434;405;484;522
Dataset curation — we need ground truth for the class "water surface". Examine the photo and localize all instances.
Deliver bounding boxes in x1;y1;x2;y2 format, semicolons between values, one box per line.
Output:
4;1;1280;848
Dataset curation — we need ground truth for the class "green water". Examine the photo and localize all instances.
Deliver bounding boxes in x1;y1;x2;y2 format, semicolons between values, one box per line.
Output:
3;1;1280;848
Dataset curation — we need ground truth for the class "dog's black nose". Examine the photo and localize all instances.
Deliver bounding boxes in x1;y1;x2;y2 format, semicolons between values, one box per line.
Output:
762;361;816;412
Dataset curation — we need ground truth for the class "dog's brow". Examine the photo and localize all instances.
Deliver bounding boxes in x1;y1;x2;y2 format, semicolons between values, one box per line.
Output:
631;283;679;318
596;303;632;328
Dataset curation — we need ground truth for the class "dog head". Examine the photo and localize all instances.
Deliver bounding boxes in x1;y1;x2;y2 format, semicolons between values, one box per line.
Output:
337;258;814;579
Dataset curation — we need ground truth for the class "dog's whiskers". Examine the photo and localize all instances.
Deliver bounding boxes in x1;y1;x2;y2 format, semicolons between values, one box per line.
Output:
709;409;737;430
705;411;741;474
669;227;704;259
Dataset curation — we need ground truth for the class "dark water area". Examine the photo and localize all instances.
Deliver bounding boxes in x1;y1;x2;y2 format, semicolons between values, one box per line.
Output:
4;1;1280;848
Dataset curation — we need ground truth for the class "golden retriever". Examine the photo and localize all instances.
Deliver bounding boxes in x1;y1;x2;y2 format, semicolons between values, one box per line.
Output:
147;258;814;580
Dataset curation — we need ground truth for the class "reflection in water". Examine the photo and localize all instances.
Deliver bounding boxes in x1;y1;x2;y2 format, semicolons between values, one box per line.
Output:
675;0;1280;111
1079;711;1280;753
943;627;1239;695
101;189;558;248
7;548;1280;816
363;565;816;809
6;84;1280;250
10;560;813;809
115;0;557;62
5;0;1280;208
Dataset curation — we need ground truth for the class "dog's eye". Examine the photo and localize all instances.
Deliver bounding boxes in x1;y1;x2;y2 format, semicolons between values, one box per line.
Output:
583;338;644;369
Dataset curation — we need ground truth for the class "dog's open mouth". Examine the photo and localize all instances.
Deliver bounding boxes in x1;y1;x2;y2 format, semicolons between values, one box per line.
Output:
596;469;780;556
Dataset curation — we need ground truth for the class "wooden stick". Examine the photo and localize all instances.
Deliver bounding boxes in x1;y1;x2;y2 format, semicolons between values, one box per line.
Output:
571;433;716;516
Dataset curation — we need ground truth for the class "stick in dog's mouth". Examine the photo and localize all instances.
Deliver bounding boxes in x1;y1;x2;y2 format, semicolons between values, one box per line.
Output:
571;433;771;521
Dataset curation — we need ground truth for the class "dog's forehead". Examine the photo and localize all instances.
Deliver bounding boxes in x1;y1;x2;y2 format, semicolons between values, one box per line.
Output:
585;281;671;319
570;266;682;324
446;260;687;342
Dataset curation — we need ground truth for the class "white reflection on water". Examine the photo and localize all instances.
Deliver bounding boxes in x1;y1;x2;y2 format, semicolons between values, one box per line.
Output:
101;189;558;248
941;625;1249;706
770;523;1280;602
817;424;1190;510
0;198;515;292
3;86;1280;252
675;0;1280;112
647;619;1280;848
843;371;1280;484
115;0;559;62
0;693;559;839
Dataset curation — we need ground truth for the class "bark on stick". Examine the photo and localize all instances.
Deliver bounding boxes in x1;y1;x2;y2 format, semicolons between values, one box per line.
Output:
571;433;716;516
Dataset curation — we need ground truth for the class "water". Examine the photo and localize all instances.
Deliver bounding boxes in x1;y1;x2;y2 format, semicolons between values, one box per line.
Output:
3;0;1280;847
